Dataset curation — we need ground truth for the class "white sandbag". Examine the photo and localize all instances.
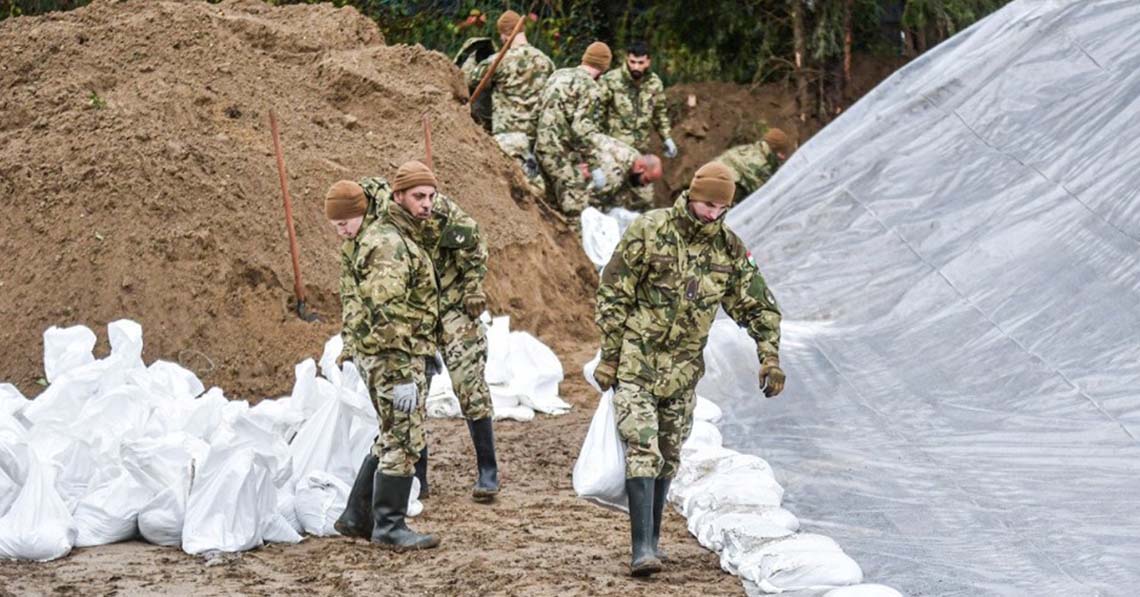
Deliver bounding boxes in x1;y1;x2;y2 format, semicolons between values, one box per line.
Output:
262;512;303;544
318;335;344;387
407;477;424;518
684;420;724;451
122;433;207;547
181;447;278;554
823;585;904;597
248;398;305;444
582;351;603;393
276;489;303;534
675;446;776;490
490;388;522;409
212;413;292;489
288;359;323;420
0;453;76;561
0;384;29;418
294;471;350;536
146;360;205;402
688;509;798;552
426;378;462;418
697;319;762;404
507;331;569;414
493;404;535;422
581;206;622;268
28;432;105;512
72;384;153;453
73;467;150;547
0;438;29;517
137;488;184;547
42;325;96;384
106;319;144;367
288;386;355;489
693;395;723;423
734;534;864;592
572;390;627;511
484;316;511;384
606;207;641;236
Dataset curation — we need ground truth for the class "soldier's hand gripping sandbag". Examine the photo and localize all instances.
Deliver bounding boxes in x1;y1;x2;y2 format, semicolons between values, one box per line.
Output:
760;356;785;398
464;293;486;319
593;358;618;392
425;354;444;378
393;381;419;414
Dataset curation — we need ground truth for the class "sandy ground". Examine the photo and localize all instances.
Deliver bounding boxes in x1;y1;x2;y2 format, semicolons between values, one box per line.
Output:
0;346;743;597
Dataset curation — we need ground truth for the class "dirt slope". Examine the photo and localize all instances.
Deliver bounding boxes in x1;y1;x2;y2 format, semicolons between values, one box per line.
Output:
0;0;596;400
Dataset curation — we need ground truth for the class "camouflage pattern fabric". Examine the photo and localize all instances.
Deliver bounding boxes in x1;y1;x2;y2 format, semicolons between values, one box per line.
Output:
534;66;608;218
612;383;696;478
591;135;654;212
462;44;554;140
359;177;493;421
595;192;782;478
358;353;428;476
715;140;782;204
494;131;546;195
598;65;672;153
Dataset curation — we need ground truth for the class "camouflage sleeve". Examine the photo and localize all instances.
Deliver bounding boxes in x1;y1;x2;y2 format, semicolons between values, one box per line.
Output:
652;78;672;140
570;80;608;165
463;54;493;90
447;200;488;299
339;244;362;359
595;217;649;361
353;233;414;364
720;243;782;362
597;78;613;135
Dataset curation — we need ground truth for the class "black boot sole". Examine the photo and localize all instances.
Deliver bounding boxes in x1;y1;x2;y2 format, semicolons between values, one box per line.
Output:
373;538;441;552
631;558;663;577
472;489;498;502
333;521;370;539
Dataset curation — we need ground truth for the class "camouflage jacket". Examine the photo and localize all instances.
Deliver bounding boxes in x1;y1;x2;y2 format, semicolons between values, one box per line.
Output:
596;193;782;397
598;66;671;152
462;44;555;140
591;134;642;210
360;177;486;314
716;140;782;202
534;66;607;166
339;197;439;369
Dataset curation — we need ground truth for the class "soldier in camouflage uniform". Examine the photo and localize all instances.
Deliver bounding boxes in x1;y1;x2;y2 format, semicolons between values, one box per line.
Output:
323;164;442;551
715;127;794;204
588;134;663;212
534;41;613;220
593;161;786;576
598;41;677;212
356;171;501;503
460;10;554;193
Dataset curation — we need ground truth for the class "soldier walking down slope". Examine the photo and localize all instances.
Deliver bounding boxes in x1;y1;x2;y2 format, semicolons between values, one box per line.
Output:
356;169;501;503
323;163;442;551
534;41;613;221
593;161;786;576
715;127;795;204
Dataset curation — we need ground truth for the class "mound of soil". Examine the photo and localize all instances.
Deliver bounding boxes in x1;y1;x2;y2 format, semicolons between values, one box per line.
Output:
0;0;597;399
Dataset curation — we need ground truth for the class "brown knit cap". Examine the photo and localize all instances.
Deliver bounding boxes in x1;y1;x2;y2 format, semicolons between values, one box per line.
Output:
688;161;736;206
393;160;438;193
582;41;612;71
764;127;793;156
497;10;522;37
324;180;367;220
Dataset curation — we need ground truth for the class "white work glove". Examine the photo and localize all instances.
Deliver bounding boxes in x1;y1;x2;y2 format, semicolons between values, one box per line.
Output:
663;138;678;158
590;167;607;191
392;381;419;414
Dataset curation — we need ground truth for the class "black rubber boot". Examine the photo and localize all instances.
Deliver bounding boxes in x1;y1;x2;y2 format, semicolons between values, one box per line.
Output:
414;445;429;499
333;454;377;538
652;478;672;561
370;473;440;551
466;417;500;502
626;477;663;577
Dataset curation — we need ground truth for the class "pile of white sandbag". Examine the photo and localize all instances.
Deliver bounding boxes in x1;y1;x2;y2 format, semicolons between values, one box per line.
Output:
427;315;571;422
0;316;567;562
572;328;902;596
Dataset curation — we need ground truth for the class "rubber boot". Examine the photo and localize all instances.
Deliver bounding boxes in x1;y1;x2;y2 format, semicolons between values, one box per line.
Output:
466;417;500;502
370;473;440;551
414;446;429;499
333;454;378;538
626;477;663;577
652;478;672;561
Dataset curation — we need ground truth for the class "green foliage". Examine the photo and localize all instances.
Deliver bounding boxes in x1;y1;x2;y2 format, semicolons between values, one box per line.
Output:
87;90;106;110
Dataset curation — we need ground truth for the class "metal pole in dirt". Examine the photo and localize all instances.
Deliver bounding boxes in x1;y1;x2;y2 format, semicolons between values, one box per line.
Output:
269;109;318;322
423;112;433;169
468;2;533;106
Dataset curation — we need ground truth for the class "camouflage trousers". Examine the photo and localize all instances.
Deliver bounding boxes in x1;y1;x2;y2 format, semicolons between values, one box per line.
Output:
439;307;494;421
536;150;590;219
494;132;546;196
358;352;428;477
612;382;696;479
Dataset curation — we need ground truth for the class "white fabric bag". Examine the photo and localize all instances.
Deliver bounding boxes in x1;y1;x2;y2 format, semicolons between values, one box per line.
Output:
580;207;622;268
0;453;77;561
294;471;351;537
181;447;278;555
571;390;628;511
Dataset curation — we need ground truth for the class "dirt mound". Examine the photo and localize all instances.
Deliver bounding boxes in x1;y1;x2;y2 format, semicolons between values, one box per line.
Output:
0;0;596;399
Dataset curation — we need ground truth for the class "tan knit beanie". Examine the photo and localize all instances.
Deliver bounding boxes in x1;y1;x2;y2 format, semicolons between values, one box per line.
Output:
392;160;438;193
764;128;793;156
688;162;736;206
497;10;522;37
582;41;612;71
324;180;367;220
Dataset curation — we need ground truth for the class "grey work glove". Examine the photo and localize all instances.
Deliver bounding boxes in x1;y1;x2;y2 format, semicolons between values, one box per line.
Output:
392;381;419;414
590;167;607;191
663;138;678;158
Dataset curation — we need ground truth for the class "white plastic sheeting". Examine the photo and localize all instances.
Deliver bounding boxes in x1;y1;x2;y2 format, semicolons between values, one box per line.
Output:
721;1;1140;595
1;318;563;561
